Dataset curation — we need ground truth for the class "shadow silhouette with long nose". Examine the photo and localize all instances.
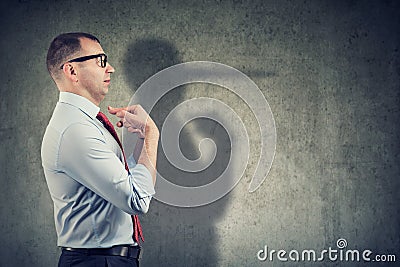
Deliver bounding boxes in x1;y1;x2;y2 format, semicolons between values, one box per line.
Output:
123;38;233;266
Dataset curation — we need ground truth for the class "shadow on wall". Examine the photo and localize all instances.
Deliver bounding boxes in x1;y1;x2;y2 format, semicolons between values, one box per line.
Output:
123;39;233;266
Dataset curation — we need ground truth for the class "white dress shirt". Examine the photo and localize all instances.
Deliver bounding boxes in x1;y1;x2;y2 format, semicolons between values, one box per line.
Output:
41;92;155;248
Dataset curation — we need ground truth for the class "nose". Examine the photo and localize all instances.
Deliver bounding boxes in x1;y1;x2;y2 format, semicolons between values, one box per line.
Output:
106;63;115;73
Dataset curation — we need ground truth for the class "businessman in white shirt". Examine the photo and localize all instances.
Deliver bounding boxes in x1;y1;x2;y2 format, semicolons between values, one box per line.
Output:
41;32;159;267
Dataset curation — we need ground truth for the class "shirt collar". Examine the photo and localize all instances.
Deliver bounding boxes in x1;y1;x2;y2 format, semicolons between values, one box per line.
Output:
59;92;100;119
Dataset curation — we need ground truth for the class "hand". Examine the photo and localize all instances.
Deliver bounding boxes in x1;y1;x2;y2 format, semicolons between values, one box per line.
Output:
108;105;151;138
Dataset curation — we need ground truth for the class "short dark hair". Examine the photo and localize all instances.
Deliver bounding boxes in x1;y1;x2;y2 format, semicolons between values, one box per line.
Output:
46;32;100;79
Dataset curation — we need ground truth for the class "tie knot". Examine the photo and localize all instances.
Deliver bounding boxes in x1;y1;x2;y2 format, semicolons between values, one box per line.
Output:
97;112;116;132
97;111;110;125
96;111;119;142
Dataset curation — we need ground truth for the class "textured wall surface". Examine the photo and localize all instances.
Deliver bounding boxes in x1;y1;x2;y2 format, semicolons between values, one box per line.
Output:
0;0;399;266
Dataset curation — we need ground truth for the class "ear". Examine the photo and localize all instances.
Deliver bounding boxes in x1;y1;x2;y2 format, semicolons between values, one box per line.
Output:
62;63;78;83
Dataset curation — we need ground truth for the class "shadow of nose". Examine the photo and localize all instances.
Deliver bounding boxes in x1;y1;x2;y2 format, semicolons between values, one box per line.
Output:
123;38;181;90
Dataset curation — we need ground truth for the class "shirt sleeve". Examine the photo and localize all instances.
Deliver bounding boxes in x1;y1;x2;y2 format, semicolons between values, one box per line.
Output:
58;122;155;215
127;155;156;198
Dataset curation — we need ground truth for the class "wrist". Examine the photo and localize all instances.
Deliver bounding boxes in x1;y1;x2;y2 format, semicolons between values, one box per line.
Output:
145;122;159;138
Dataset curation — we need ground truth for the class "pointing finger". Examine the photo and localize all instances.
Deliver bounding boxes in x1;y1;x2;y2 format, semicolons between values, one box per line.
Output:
108;106;127;115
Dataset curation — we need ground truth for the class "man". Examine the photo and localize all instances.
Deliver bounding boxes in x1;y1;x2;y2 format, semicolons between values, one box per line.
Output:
41;32;159;267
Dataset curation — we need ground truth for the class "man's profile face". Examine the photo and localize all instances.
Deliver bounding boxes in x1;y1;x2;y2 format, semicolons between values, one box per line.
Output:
75;37;114;103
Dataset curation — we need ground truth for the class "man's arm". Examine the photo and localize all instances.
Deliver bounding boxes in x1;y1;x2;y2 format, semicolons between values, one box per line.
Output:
133;122;159;185
109;105;159;185
58;122;154;214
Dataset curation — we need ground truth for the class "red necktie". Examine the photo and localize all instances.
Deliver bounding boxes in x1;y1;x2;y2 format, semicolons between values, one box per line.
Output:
96;111;144;243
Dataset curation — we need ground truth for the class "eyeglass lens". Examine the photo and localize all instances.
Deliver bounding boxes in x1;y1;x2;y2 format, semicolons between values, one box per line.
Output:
99;55;107;68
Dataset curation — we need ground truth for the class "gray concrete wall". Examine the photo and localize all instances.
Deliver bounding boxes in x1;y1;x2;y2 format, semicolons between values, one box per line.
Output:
0;0;399;266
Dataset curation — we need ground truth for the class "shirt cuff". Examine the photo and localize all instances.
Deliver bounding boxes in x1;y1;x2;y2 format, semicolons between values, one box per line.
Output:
127;154;155;198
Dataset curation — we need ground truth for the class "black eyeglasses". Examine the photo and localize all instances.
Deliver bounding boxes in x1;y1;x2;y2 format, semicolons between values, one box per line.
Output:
60;53;107;69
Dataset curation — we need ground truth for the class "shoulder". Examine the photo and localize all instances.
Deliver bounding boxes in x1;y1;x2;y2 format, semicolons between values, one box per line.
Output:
62;121;105;144
46;102;104;143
